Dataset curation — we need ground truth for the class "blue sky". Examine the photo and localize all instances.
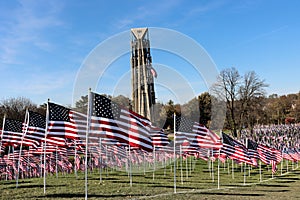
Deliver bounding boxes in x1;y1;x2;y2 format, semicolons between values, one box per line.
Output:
0;0;299;107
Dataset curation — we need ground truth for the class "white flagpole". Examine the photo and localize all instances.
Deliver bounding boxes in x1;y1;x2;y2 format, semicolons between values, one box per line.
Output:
55;146;58;178
186;155;188;179
180;145;183;184
85;89;92;200
208;149;211;177
44;99;50;194
211;155;214;182
129;145;132;187
232;159;234;179
243;163;246;185
0;114;6;155
17;109;30;188
259;160;262;182
143;152;146;175
280;151;283;175
217;149;220;189
173;113;176;193
153;145;156;181
99;138;102;183
74;140;78;179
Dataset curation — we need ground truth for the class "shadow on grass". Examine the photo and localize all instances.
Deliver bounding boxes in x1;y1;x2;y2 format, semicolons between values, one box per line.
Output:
41;193;145;198
258;189;290;193
277;177;300;180
8;184;67;189
1;180;33;185
87;177;119;181
191;192;265;197
258;184;289;187
149;184;195;189
274;180;296;183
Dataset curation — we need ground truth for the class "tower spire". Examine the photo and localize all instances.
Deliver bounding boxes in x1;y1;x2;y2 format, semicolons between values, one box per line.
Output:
131;28;156;121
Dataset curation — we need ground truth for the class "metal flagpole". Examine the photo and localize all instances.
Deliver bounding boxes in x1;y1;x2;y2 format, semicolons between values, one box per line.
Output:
27;147;30;178
99;138;102;183
16;110;29;188
232;159;234;179
281;151;283;175
211;156;214;182
243;163;246;185
217;149;220;189
55;146;58;178
44;99;50;194
85;89;92;200
153;145;156;181
208;149;211;177
180;145;183;184
186;154;188;179
259;160;262;182
74;140;78;179
143;152;146;175
129;145;132;187
173;113;176;193
0;114;6;156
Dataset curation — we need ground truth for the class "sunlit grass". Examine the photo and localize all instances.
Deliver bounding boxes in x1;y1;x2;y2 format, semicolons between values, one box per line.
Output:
0;158;299;199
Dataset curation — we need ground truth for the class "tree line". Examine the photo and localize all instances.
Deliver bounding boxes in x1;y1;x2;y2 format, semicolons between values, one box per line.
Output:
1;67;299;138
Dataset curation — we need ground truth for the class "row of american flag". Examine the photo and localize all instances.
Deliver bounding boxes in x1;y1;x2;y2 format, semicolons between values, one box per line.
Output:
1;91;300;180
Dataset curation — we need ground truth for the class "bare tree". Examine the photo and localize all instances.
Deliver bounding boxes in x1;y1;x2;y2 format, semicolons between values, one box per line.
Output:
238;71;268;131
0;97;38;124
212;67;241;137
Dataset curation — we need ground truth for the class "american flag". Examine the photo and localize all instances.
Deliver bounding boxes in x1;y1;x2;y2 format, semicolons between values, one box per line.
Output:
221;132;252;165
175;115;222;150
175;115;198;148
257;143;281;173
247;139;259;166
47;102;87;141
90;92;153;152
149;126;169;147
23;111;46;147
1;118;36;147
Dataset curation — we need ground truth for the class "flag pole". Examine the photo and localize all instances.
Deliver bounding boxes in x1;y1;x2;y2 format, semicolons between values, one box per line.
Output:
153;145;156;181
173;112;176;193
180;145;183;184
99;137;102;183
186;154;188;179
17;109;29;188
0;114;6;155
259;160;262;182
217;149;220;189
243;163;246;185
232;159;234;179
74;140;78;179
85;89;92;200
44;99;50;194
126;145;132;187
55;146;58;178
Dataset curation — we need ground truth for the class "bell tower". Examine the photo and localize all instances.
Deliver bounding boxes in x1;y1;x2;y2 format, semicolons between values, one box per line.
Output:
130;28;156;120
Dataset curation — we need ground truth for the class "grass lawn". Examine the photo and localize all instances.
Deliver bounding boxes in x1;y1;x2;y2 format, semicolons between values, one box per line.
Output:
1;158;299;199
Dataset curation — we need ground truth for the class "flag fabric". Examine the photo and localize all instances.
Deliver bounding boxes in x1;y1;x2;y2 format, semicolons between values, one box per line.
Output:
257;143;275;165
175;115;199;147
247;139;259;166
149;126;169;147
23;111;46;147
175;115;222;150
257;143;280;173
1;119;37;147
89;92;153;152
47;102;87;141
221;132;252;165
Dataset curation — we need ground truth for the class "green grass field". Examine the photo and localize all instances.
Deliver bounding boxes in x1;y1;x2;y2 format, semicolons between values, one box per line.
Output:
1;158;300;199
